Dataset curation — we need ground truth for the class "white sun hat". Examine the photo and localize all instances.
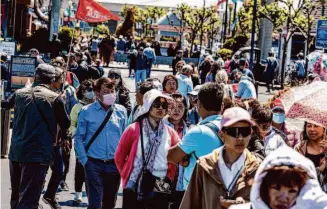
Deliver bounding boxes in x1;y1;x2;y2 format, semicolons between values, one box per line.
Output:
137;89;172;117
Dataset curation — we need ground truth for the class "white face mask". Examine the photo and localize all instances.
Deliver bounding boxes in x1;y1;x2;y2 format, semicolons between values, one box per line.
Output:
102;93;116;106
272;113;286;124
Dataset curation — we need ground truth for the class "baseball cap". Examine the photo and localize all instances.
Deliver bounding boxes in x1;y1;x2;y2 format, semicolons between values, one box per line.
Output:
219;107;256;129
137;89;171;117
270;98;285;111
187;85;203;96
239;58;246;66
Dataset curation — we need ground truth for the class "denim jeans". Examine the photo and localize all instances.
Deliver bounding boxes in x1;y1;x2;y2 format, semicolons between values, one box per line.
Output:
75;158;85;192
84;158;121;209
146;59;153;78
44;147;64;199
135;69;147;88
10;161;49;209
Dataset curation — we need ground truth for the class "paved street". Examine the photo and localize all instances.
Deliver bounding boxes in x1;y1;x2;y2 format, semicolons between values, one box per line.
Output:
1;66;275;209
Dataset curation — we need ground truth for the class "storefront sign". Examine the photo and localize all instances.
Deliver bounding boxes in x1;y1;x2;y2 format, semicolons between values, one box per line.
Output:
316;20;327;48
0;41;16;58
10;56;36;89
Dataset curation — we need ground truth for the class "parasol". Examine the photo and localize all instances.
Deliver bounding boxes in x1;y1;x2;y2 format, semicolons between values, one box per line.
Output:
279;81;327;128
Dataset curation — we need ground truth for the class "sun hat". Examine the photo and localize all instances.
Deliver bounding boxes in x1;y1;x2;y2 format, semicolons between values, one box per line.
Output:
108;68;121;76
137;89;171;117
219;107;256;129
187;84;203;96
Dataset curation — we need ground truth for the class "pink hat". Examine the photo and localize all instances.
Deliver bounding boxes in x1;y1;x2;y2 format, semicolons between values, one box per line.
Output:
220;107;256;128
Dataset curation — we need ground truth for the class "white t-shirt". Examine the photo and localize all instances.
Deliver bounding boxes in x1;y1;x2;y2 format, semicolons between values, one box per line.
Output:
218;147;246;191
133;125;171;178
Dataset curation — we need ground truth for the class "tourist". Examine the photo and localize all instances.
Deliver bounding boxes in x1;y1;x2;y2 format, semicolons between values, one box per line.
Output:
176;64;193;101
162;75;178;95
144;43;156;78
172;50;183;75
180;107;259;209
234;71;257;99
205;61;220;83
115;89;180;209
135;47;149;88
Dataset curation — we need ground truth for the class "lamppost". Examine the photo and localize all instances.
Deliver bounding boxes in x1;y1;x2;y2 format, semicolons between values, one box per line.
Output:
228;3;234;35
247;0;257;71
232;1;237;36
223;0;229;43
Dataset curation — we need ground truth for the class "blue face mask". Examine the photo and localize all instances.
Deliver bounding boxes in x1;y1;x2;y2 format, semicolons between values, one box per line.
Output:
272;113;285;124
85;91;95;100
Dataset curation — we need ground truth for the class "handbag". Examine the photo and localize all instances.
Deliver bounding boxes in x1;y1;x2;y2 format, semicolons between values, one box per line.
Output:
138;120;173;200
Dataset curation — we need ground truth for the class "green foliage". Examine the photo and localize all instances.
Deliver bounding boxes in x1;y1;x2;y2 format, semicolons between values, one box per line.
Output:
218;48;233;58
58;26;77;51
237;0;261;35
223;34;248;52
96;24;110;35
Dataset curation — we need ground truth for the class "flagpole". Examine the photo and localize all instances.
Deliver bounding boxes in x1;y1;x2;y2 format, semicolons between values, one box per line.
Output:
63;22;77;92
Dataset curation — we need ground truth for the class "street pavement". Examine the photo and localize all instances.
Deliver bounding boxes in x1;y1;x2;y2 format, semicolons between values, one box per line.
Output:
0;64;275;209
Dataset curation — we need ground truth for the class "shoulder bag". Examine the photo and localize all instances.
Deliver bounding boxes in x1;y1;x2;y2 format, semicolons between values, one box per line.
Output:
138;120;173;200
85;106;114;152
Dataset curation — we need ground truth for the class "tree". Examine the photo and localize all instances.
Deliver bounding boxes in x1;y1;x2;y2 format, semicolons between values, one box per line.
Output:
237;0;261;36
260;0;307;89
170;3;192;43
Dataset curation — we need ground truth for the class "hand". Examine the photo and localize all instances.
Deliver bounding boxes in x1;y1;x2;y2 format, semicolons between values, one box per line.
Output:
220;196;246;208
320;139;327;149
62;140;71;153
319;158;326;173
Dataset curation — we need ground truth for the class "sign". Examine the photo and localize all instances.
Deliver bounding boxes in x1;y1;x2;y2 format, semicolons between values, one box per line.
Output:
0;41;16;58
316;20;327;48
75;0;119;23
10;56;37;89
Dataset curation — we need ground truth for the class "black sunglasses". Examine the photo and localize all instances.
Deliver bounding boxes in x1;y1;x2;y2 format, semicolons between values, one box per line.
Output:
223;127;252;138
109;74;120;79
152;101;169;110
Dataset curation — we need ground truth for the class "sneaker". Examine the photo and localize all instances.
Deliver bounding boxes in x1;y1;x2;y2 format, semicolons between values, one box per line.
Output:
74;192;83;203
60;181;69;191
42;197;61;209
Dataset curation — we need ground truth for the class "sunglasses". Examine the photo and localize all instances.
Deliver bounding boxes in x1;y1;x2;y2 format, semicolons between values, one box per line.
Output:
223;127;252;138
109;74;120;79
152;101;169;110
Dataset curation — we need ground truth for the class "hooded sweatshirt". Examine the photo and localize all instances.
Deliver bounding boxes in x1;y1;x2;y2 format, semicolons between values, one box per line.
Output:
180;148;259;209
229;146;327;209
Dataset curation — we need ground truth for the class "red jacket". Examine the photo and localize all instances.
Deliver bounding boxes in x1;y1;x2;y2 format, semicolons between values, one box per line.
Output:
115;121;180;188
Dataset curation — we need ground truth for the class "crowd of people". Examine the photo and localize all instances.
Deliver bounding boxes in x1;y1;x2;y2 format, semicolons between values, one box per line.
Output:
1;33;327;209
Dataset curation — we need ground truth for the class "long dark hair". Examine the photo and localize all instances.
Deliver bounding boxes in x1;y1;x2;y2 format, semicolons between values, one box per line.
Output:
209;61;221;81
170;93;188;121
301;121;326;141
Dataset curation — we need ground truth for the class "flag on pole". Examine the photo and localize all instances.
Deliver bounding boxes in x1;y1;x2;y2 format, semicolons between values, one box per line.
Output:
217;0;226;6
231;16;238;31
75;0;120;23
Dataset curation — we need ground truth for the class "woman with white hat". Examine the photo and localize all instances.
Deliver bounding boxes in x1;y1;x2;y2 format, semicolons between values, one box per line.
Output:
115;89;180;209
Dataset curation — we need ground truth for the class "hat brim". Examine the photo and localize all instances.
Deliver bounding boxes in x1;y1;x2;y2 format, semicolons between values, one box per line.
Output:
271;106;285;111
187;91;198;96
219;118;256;129
137;93;172;117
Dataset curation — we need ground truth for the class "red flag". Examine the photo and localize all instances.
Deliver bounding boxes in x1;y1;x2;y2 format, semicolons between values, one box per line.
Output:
217;0;226;6
75;0;120;23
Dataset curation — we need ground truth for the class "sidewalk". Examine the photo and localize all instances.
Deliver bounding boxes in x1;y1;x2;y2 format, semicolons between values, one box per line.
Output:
109;62;173;72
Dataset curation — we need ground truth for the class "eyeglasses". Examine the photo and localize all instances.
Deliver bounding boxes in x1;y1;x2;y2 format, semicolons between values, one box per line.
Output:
152;101;169;110
109;74;120;79
223;127;252;138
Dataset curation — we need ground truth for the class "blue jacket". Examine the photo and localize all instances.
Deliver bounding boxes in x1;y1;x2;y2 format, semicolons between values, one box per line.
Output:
116;39;126;51
135;54;148;70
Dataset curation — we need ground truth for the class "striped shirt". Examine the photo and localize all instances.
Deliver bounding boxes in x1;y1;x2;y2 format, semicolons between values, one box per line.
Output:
235;76;256;99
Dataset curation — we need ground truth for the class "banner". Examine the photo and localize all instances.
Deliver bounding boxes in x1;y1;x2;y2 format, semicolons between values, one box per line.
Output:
217;0;226;6
75;0;119;23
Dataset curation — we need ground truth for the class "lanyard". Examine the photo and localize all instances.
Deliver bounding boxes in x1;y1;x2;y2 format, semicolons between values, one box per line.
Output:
226;165;244;198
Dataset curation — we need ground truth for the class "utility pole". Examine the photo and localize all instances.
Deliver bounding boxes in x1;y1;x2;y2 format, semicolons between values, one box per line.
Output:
198;0;206;65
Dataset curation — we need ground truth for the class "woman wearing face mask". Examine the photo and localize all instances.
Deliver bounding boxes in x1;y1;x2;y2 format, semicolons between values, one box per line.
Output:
115;89;180;209
163;93;191;209
230;146;327;209
270;99;300;148
295;122;327;191
69;79;95;203
108;69;132;115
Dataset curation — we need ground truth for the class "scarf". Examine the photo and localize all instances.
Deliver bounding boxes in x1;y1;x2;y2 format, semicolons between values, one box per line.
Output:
126;118;165;198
